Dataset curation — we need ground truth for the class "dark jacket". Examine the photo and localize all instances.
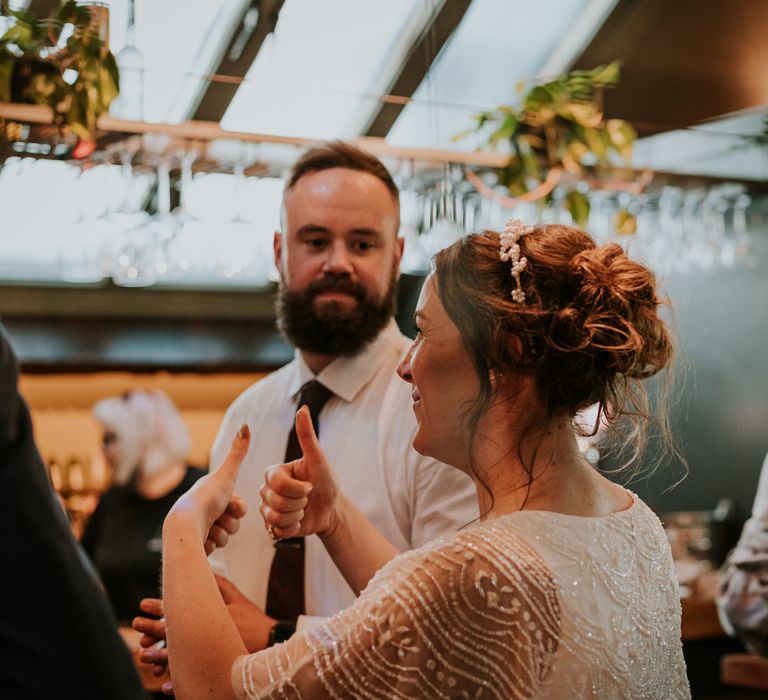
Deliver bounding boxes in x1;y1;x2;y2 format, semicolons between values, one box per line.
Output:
0;323;147;699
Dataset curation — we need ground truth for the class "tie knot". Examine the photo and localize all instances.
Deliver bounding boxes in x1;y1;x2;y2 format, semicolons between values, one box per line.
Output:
297;380;333;417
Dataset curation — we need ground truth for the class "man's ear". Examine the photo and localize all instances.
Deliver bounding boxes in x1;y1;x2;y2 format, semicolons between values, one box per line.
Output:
393;235;405;278
273;231;282;268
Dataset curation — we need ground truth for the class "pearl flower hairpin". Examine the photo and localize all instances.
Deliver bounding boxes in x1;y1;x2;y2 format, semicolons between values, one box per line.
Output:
499;219;533;303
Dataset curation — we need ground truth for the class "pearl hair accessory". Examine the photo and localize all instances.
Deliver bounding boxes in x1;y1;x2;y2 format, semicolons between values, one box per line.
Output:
499;219;533;303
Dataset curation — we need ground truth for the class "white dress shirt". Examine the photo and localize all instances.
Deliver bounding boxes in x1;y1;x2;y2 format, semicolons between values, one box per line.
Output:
208;319;478;617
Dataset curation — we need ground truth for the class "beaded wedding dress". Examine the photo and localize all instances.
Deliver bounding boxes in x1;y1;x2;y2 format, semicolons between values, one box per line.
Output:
233;493;690;699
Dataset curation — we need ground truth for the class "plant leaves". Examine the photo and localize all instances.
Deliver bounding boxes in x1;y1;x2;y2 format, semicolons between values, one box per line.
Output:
455;61;631;200
558;101;602;127
586;60;621;86
451;128;475;143
582;127;608;159
565;189;590;227
606;119;636;160
615;208;637;235
0;0;118;139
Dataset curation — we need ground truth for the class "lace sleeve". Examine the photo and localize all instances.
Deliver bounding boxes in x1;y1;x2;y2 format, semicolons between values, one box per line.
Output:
233;528;561;699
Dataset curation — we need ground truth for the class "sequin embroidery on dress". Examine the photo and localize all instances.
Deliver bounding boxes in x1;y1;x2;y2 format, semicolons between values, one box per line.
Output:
235;494;690;699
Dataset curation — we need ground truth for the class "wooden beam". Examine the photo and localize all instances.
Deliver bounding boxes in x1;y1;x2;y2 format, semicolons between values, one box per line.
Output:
363;0;473;138
0;102;512;167
190;0;285;123
571;0;768;135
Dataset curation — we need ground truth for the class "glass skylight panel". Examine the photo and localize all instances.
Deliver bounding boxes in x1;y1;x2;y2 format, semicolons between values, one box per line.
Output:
387;0;590;150
221;0;426;139
105;0;247;123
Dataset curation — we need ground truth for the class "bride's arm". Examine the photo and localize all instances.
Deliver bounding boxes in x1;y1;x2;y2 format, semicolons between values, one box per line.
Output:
162;431;251;700
262;407;398;595
319;492;398;596
163;512;246;699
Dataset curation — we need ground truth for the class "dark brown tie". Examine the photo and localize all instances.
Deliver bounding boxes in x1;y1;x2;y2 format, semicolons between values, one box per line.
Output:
265;380;333;622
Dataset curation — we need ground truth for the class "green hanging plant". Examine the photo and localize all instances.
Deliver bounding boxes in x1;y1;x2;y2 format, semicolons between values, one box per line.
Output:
0;0;119;140
456;61;638;228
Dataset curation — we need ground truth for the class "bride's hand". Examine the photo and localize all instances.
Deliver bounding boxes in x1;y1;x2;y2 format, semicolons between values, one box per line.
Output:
259;406;339;540
166;425;250;548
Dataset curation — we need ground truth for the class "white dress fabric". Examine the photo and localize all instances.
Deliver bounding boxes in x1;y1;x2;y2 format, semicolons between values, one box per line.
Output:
208;319;478;618
233;493;690;699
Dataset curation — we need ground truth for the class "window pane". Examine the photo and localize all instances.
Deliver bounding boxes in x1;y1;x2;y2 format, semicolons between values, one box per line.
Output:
387;0;591;150
222;0;427;139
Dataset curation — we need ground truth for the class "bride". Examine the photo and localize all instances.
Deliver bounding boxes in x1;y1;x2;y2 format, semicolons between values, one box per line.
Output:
161;221;691;698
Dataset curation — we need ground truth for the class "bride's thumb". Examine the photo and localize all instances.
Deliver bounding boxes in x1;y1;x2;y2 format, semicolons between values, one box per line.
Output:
218;424;250;487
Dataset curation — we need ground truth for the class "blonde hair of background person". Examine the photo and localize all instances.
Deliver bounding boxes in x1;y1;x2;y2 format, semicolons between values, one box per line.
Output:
159;223;690;699
94;390;191;488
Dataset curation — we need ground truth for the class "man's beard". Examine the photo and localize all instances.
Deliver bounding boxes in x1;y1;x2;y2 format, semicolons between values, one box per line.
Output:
276;272;397;357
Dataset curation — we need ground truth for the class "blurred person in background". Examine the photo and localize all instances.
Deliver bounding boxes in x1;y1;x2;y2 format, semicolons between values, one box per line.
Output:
81;390;205;627
718;448;768;657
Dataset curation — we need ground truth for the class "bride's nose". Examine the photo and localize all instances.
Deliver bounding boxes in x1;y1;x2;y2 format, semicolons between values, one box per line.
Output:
397;348;414;384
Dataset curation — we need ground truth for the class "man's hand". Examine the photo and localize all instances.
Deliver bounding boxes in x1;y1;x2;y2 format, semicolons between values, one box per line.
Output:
133;598;169;675
134;577;277;666
260;406;339;539
215;575;277;652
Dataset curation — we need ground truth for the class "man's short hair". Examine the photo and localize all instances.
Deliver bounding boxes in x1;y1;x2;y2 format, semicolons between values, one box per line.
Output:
286;141;399;200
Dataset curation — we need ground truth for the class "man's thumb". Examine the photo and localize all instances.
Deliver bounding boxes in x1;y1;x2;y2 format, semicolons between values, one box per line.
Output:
295;406;323;463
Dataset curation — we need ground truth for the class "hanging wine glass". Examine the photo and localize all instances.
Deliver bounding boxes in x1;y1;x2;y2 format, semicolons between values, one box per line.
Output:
216;162;260;284
732;191;753;265
682;189;708;271
207;140;271;287
57;160;105;283
163;144;204;281
144;158;178;279
111;0;144;121
395;159;429;274
110;228;162;287
238;164;283;285
172;144;200;230
107;145;162;288
419;165;465;260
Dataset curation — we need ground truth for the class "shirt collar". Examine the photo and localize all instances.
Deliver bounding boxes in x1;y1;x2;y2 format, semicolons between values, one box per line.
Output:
288;319;403;403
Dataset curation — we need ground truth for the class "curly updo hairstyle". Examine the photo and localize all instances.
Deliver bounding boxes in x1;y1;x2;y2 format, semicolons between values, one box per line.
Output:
433;224;678;481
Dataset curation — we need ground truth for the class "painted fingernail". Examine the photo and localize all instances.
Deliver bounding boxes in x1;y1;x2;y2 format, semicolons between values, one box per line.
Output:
237;424;250;440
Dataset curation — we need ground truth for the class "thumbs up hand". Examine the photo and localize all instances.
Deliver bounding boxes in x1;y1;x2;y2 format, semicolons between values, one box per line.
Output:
259;405;340;540
166;425;250;552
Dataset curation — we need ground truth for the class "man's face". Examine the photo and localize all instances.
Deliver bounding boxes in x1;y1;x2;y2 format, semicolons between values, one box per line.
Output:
274;167;403;356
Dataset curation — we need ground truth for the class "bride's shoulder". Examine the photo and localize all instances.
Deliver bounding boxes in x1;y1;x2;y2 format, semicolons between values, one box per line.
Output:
349;523;561;669
368;521;555;602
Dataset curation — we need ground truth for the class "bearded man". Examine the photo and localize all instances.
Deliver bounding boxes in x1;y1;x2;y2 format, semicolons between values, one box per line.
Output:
135;142;476;666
